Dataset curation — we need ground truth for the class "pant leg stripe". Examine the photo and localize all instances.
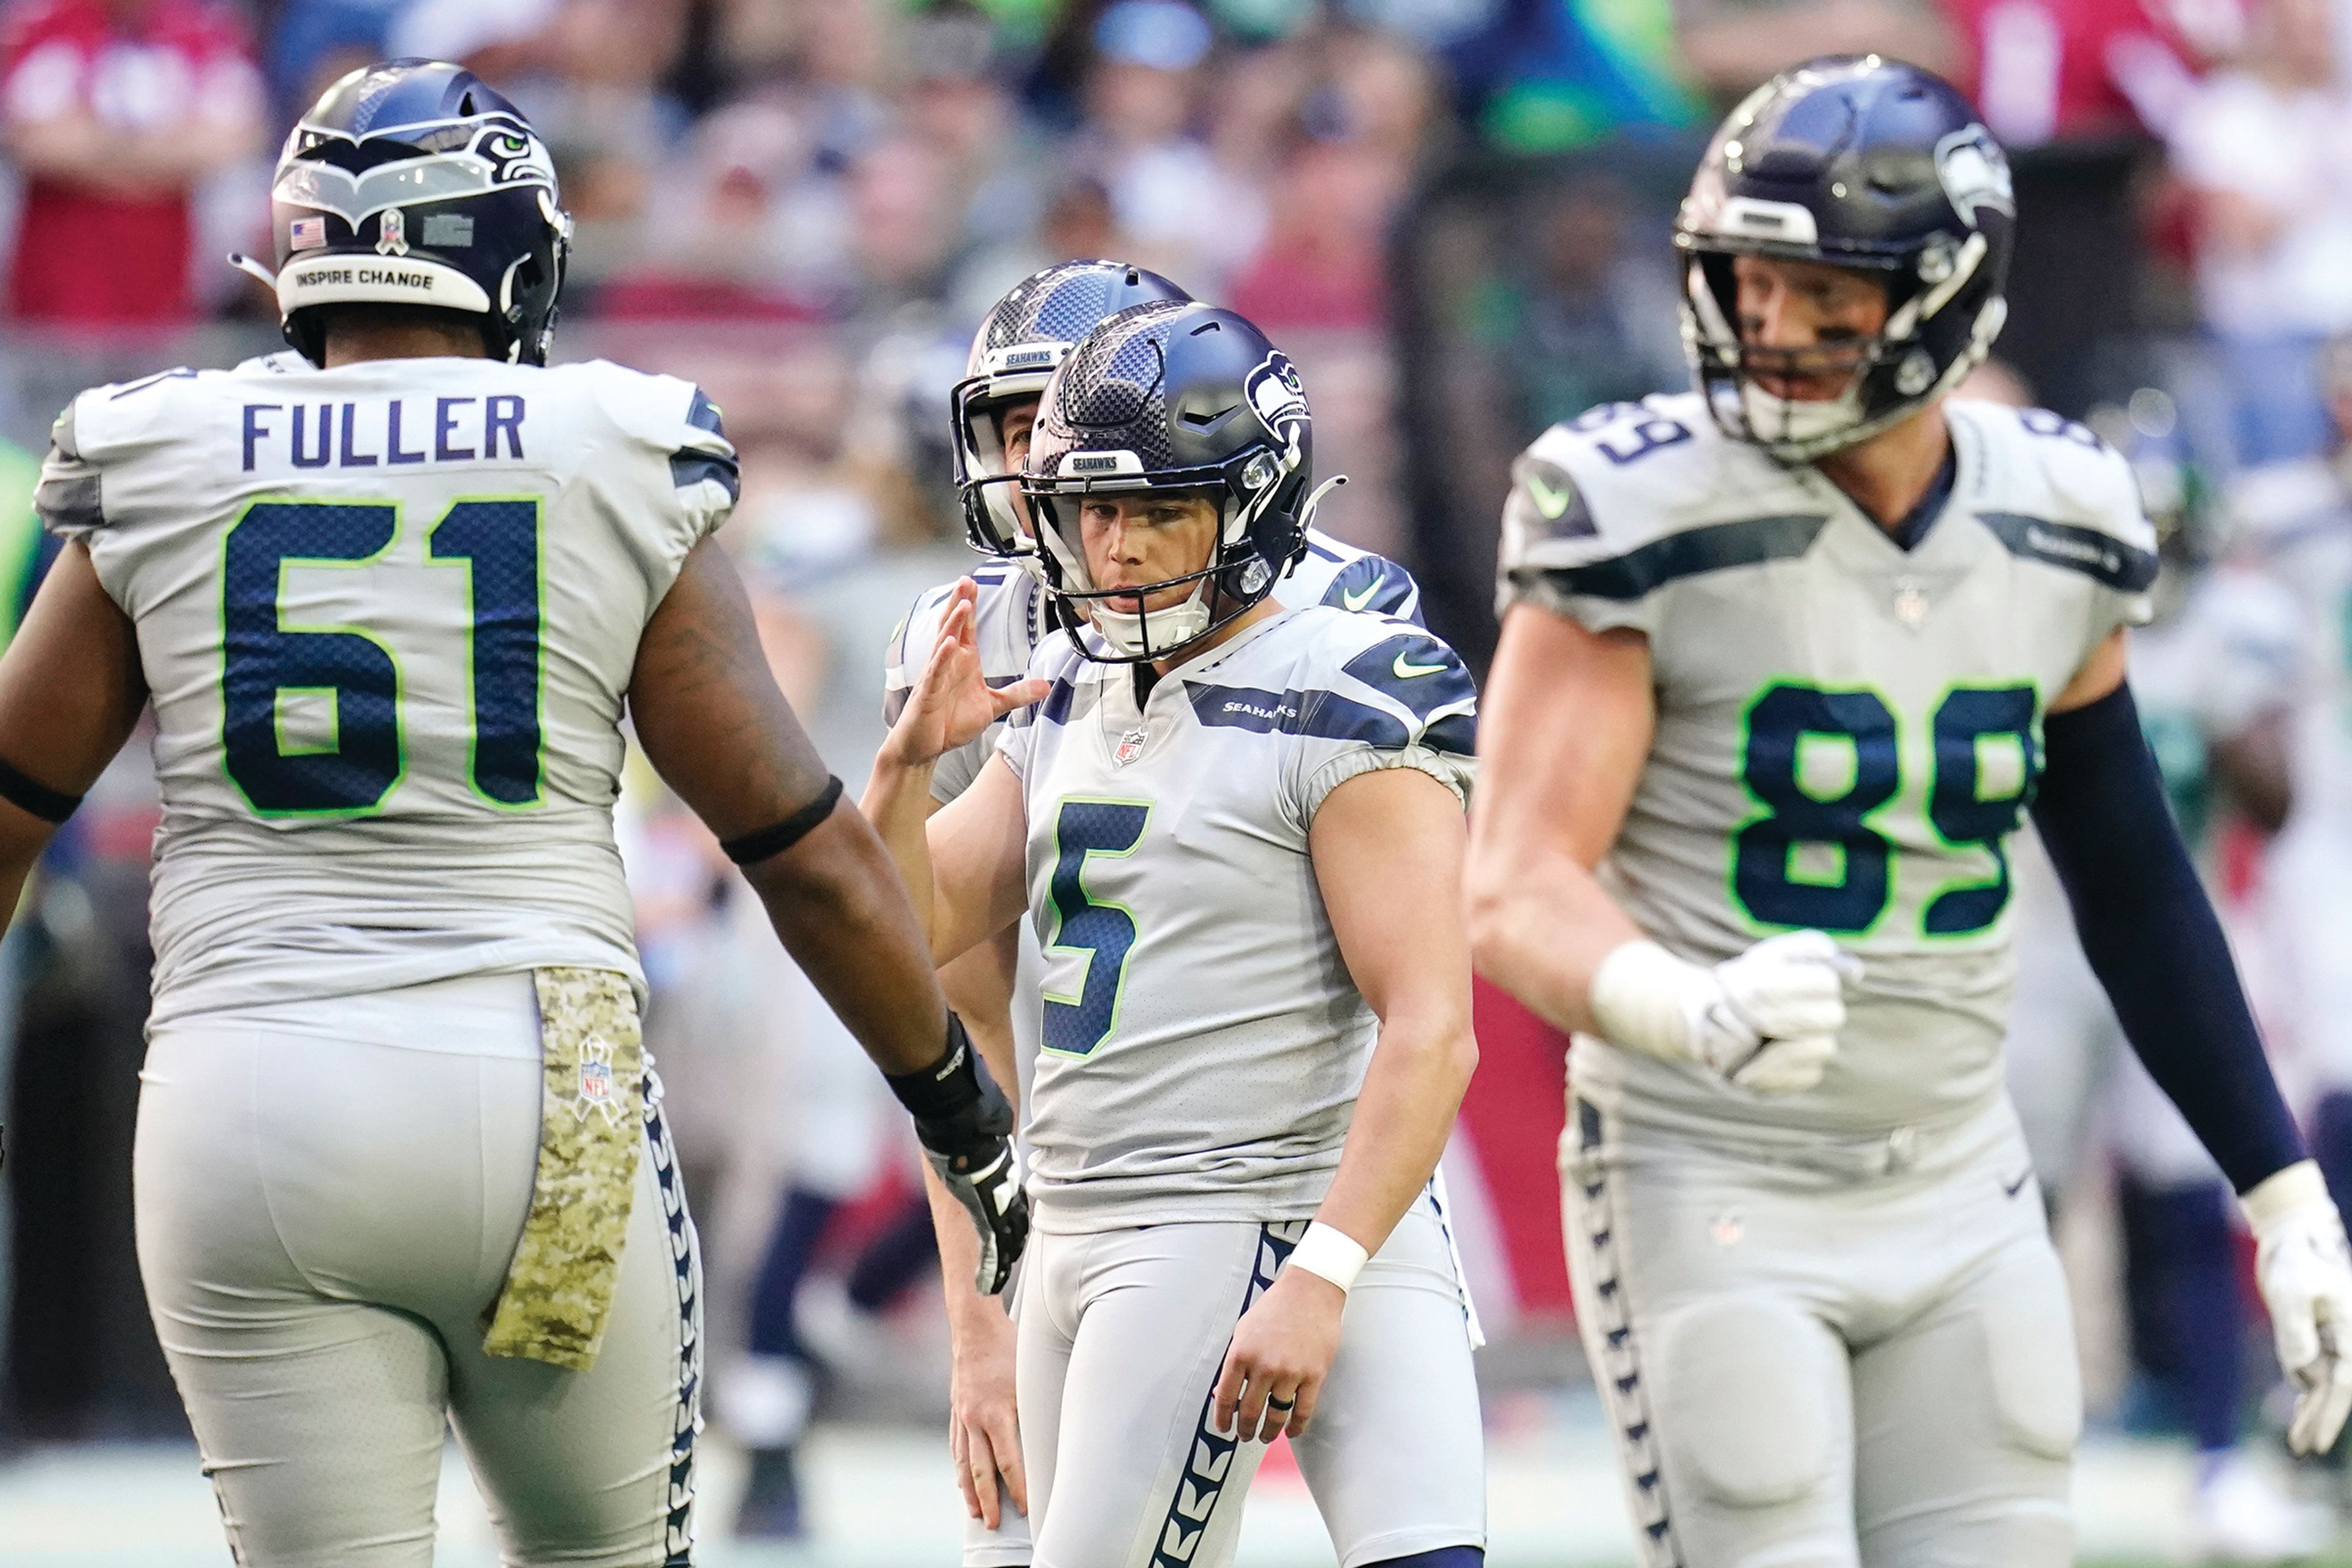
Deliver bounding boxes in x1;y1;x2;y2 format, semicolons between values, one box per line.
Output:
1575;1104;1683;1568
646;1071;701;1567
1149;1220;1303;1567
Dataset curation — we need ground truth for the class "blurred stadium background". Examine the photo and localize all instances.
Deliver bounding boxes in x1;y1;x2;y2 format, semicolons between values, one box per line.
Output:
4;0;2352;1563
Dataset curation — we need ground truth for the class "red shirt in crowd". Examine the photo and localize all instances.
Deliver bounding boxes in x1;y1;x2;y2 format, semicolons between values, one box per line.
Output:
0;0;261;326
1947;0;2212;146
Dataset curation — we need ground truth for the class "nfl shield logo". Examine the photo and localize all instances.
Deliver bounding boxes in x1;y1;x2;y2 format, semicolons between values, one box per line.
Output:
1114;727;1146;766
1892;578;1929;630
579;1059;612;1104
377;209;409;257
289;217;326;251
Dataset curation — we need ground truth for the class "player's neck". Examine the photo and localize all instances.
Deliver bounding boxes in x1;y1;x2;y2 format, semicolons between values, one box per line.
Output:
322;322;495;368
1150;597;1280;677
1811;402;1953;535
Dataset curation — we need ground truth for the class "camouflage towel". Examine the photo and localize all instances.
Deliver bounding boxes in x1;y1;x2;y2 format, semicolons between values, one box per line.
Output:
483;967;644;1371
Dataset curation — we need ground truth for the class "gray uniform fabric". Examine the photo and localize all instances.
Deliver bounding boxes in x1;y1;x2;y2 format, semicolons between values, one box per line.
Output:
883;540;1428;1568
996;608;1475;1232
1498;394;2158;1568
36;356;734;1025
1018;1196;1483;1568
135;973;703;1568
1564;1095;2077;1568
1500;394;2155;1142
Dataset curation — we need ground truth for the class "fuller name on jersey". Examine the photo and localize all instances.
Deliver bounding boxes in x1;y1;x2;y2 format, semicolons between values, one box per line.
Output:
995;605;1473;1232
1499;393;2156;1139
37;356;738;1025
883;527;1422;808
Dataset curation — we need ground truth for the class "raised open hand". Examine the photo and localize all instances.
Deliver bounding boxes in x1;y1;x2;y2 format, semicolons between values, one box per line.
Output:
881;579;1049;769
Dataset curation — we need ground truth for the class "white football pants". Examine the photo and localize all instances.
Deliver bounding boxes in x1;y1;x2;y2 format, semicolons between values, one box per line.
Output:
134;972;703;1567
1014;1194;1485;1568
1564;1091;2079;1568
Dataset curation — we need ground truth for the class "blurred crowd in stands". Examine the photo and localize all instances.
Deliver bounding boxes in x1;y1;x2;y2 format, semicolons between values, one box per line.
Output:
18;0;2352;1550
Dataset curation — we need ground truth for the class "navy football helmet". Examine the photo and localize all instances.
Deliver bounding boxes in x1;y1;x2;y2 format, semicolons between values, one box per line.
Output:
1022;301;1338;662
1677;56;2015;460
249;59;572;367
953;260;1190;567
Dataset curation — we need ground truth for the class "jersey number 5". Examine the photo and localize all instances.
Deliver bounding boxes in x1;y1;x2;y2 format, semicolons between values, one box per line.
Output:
1041;797;1150;1057
1735;682;2039;936
222;497;543;816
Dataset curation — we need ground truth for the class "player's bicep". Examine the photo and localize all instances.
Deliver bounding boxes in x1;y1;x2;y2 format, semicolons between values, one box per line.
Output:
0;539;145;801
2050;627;2128;714
926;753;1030;963
1311;764;1471;1028
627;537;834;839
1471;603;1654;874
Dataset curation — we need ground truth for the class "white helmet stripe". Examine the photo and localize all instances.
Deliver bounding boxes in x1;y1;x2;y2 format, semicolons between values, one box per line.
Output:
277;253;492;317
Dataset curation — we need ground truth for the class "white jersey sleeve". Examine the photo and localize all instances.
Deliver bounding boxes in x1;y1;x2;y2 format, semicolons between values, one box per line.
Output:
1496;396;1778;640
38;356;737;1023
1277;616;1476;827
1278;527;1424;624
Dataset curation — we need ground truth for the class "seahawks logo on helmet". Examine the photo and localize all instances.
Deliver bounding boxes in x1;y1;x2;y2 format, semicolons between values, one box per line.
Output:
1935;126;2014;230
1245;353;1307;443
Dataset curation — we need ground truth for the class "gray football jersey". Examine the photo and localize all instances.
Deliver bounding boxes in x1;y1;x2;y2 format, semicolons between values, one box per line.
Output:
882;527;1423;806
996;606;1474;1231
1498;393;2155;1138
39;356;736;1025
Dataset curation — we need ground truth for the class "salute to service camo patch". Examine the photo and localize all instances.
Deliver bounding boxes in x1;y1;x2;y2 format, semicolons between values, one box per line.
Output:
482;967;646;1370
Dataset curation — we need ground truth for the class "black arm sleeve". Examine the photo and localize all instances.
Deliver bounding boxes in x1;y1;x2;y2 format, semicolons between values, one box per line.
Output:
2029;681;2305;1193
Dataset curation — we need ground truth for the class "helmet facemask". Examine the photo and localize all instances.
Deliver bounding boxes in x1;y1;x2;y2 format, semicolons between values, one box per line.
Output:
1683;240;2001;463
1023;433;1321;665
952;353;1059;574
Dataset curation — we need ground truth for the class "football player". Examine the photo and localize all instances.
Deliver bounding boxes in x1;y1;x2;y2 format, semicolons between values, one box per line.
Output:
885;257;1426;1564
0;61;1022;1566
869;300;1485;1568
1468;56;2352;1567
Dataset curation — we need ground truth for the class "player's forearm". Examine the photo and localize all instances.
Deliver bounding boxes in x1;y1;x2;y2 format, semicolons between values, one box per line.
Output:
859;753;944;958
925;1157;1008;1340
2034;681;2307;1192
1465;846;1643;1037
1314;1007;1477;1258
740;809;949;1077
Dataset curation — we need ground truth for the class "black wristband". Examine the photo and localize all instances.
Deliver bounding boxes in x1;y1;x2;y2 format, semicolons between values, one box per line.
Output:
0;755;80;824
887;1013;984;1123
721;775;843;866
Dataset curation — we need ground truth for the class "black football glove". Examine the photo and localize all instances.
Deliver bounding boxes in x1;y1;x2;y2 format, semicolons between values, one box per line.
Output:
888;1015;1029;1295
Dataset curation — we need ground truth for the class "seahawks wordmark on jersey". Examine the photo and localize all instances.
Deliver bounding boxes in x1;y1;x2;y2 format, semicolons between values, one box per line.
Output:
1499;393;2155;1138
37;356;738;1024
882;529;1422;807
995;606;1473;1231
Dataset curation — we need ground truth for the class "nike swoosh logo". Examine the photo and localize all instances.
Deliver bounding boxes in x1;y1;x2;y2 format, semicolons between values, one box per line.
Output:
1393;652;1449;679
1525;470;1575;519
2002;1169;2034;1199
1340;581;1379;612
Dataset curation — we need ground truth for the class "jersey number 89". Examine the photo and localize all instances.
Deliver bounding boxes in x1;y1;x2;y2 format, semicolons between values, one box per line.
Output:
222;497;543;816
1735;682;2039;936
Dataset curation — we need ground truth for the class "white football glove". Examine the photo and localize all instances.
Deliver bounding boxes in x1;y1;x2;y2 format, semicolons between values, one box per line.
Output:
1588;931;1860;1095
2243;1160;2352;1456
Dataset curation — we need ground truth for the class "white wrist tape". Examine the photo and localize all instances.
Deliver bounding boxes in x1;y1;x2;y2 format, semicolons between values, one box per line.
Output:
2244;1158;2334;1235
1287;1221;1370;1294
1588;938;1706;1063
